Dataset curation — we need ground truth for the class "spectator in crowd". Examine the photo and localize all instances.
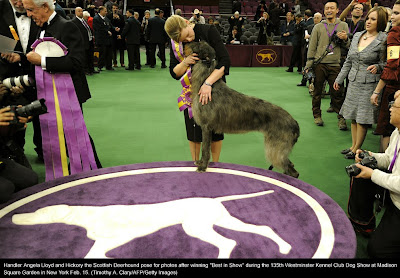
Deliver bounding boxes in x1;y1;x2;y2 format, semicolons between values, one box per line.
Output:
108;3;125;68
256;11;273;45
226;26;240;44
72;7;98;75
348;91;400;258
287;13;305;72
298;12;322;87
175;8;182;16
214;20;224;36
93;5;115;71
83;10;93;29
304;0;350;130
142;10;151;66
208;17;214;25
255;0;268;21
292;0;301;16
104;0;115;14
280;11;295;45
334;6;388;159
122;9;141;70
84;0;96;17
146;8;167;68
268;1;281;35
232;0;242;14
340;0;373;41
228;11;244;40
189;9;205;24
370;1;400;152
279;0;290;16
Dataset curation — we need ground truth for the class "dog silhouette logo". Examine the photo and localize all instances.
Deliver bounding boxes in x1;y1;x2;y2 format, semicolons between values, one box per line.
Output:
256;49;277;64
12;190;292;259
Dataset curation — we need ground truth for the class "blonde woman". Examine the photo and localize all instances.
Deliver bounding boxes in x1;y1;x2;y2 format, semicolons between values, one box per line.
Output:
165;15;230;162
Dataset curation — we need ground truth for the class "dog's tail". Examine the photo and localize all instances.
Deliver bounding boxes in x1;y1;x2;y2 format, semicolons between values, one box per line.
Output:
215;190;274;203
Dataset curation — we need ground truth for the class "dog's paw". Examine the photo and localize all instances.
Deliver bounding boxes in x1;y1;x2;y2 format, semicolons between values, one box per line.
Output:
196;164;208;172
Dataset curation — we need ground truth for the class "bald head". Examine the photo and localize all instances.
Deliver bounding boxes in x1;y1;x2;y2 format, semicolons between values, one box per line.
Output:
75;7;83;18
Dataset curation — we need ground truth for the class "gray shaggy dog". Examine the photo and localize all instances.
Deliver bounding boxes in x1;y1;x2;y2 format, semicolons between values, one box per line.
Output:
186;41;300;178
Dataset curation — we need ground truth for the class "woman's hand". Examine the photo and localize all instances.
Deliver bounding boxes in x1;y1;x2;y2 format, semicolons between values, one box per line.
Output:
333;82;340;91
183;53;199;66
198;83;212;105
370;93;379;106
367;65;377;74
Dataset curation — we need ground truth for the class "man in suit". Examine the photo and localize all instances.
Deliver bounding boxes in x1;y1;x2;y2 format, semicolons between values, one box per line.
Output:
93;6;115;71
0;0;42;158
72;7;98;75
107;3;125;68
146;8;167;68
121;9;141;70
280;11;295;45
22;0;102;168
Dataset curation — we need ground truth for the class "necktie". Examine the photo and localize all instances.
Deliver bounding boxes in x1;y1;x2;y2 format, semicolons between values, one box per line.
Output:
15;12;27;18
82;19;92;40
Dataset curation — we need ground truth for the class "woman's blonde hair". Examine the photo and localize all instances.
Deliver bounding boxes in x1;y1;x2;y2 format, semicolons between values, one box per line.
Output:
165;15;189;42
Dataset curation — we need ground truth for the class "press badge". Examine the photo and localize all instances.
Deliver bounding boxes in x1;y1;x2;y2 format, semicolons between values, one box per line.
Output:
387;46;400;60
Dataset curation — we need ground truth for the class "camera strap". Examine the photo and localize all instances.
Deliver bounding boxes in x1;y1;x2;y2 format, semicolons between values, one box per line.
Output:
323;22;339;52
388;138;400;172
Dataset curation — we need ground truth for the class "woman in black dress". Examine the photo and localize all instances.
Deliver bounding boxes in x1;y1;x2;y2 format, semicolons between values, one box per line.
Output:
165;15;231;163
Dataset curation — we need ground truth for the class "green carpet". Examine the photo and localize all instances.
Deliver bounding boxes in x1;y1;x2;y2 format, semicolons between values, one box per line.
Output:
23;48;380;258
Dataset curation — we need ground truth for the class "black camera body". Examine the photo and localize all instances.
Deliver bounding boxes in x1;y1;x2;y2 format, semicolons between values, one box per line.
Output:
305;69;315;81
331;31;343;46
9;99;47;125
345;150;378;177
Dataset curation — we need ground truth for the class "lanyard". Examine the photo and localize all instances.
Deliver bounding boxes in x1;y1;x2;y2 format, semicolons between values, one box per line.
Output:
323;23;339;38
350;21;360;35
389;138;400;172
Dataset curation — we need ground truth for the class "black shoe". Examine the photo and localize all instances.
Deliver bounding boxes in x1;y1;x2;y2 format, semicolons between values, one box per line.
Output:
106;67;114;71
161;64;167;68
150;65;155;68
286;68;293;72
135;67;141;70
297;83;306;86
125;67;134;70
340;148;352;154
344;151;355;159
92;70;100;74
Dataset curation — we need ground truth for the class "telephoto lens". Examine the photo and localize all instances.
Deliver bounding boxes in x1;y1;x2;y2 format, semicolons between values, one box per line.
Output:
2;75;35;89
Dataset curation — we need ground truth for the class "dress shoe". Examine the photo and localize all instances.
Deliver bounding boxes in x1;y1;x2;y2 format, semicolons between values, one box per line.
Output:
297;83;306;86
340;148;352;154
106;67;114;71
344;151;355;159
125;67;134;70
286;68;293;72
314;117;324;126
161;64;167;68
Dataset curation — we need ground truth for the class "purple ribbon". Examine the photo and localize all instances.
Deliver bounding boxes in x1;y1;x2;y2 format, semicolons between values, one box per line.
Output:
389;139;399;172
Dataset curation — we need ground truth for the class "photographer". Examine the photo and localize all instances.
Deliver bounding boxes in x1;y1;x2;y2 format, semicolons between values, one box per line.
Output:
189;9;205;25
0;106;38;204
304;0;350;130
348;92;400;258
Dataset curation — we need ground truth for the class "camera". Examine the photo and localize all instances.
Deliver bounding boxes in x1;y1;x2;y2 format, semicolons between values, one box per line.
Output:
2;75;34;89
345;150;378;177
8;99;47;125
331;31;343;46
305;69;315;81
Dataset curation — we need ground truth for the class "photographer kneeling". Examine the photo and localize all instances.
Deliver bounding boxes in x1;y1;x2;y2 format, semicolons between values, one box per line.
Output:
0;106;38;204
348;92;400;258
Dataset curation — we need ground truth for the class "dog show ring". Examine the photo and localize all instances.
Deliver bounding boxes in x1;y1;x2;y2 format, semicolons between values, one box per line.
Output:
0;161;356;259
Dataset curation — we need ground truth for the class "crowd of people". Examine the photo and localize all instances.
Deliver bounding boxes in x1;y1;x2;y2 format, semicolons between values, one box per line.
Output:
0;0;399;258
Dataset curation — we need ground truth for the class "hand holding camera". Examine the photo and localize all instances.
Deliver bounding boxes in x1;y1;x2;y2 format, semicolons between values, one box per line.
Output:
0;107;14;126
345;150;378;178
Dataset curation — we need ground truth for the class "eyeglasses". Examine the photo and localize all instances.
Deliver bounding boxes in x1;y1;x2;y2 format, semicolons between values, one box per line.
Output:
353;7;363;11
389;101;400;109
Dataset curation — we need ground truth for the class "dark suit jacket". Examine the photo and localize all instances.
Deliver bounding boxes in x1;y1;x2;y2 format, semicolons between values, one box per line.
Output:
0;0;39;77
146;16;167;44
39;14;91;104
93;14;113;46
72;17;91;50
280;20;295;43
121;16;141;45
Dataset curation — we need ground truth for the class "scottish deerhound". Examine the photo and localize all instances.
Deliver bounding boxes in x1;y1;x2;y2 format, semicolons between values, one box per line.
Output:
186;41;300;178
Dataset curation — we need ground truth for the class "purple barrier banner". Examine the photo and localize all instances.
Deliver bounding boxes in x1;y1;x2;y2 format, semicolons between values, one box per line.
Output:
225;45;293;67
